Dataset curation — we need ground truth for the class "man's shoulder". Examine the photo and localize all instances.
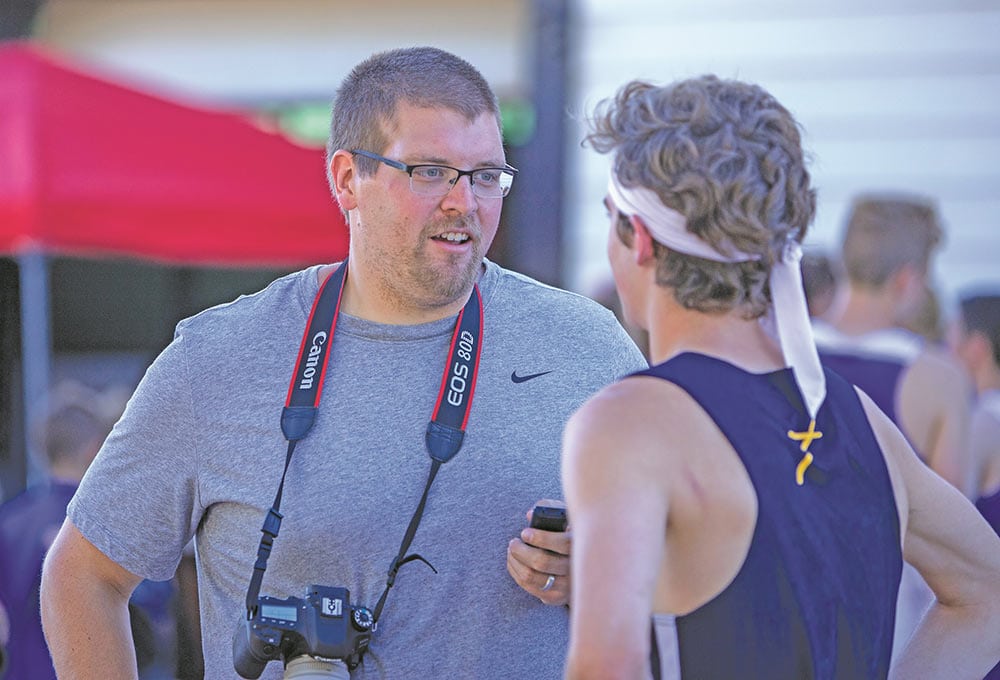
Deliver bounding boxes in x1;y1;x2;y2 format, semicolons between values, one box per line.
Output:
577;374;699;426
486;263;643;367
486;261;619;321
904;343;970;395
814;322;923;365
175;266;317;337
565;375;723;486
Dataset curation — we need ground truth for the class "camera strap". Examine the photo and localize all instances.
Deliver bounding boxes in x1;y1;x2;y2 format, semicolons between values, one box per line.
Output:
244;259;484;623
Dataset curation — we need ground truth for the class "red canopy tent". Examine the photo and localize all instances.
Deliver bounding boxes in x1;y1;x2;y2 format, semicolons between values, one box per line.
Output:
0;41;349;489
0;41;349;264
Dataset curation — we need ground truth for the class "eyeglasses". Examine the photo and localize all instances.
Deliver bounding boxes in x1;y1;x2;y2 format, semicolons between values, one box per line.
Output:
351;149;518;199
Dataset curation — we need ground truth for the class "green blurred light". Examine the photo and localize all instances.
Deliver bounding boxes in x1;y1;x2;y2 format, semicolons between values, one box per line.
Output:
501;99;535;147
264;98;536;149
272;101;331;147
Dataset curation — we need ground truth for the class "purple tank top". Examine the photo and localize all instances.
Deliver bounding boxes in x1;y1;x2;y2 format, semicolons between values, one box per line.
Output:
978;488;1000;536
637;353;902;679
977;487;1000;680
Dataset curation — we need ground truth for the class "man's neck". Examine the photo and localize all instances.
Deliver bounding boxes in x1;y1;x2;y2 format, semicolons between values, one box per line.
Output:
828;285;899;336
645;291;785;372
317;263;478;325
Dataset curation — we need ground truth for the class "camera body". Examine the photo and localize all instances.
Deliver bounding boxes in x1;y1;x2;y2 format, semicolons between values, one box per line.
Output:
233;585;374;679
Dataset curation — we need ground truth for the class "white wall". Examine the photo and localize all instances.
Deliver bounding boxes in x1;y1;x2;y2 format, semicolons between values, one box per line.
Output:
567;0;1000;308
36;0;531;103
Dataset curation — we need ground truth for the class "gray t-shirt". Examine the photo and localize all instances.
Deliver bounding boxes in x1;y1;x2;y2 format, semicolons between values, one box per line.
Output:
70;259;647;679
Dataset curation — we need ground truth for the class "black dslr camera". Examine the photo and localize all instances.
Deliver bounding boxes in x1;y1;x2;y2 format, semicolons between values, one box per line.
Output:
233;585;374;679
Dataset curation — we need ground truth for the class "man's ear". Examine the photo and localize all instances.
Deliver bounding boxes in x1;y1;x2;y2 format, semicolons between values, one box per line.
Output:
330;150;360;212
892;263;924;298
629;214;656;265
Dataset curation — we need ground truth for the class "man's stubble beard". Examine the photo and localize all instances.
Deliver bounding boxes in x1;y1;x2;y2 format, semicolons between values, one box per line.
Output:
404;217;487;310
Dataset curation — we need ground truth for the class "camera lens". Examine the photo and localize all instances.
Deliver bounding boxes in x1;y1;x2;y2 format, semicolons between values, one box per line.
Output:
284;656;350;679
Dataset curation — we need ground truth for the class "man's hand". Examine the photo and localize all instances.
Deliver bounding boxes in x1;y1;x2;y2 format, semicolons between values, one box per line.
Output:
506;501;571;605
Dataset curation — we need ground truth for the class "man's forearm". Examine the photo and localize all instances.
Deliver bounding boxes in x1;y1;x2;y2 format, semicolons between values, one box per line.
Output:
41;573;139;679
890;601;1000;679
41;534;141;680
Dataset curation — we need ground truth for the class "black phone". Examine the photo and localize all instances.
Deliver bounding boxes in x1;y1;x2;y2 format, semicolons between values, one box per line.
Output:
529;505;568;532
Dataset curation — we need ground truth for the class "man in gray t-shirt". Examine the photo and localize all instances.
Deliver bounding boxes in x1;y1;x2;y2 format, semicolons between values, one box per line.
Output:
41;47;645;679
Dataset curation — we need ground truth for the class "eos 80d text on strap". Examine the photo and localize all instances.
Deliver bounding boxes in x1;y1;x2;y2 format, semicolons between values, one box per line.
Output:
233;259;484;679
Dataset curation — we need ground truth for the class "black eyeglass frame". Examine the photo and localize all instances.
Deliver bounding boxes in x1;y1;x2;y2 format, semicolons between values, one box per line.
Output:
350;149;518;198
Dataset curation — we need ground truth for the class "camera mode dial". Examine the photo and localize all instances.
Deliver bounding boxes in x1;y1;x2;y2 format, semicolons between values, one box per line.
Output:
352;607;374;632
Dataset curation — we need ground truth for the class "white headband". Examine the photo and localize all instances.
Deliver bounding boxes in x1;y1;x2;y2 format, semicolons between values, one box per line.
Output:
608;172;826;420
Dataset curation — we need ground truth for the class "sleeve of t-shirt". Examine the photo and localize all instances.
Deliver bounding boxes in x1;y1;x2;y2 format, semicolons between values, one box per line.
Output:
68;322;204;582
602;308;649;377
577;301;649;382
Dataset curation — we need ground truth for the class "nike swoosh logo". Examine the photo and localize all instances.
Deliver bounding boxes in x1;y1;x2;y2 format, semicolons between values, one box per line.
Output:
511;370;552;384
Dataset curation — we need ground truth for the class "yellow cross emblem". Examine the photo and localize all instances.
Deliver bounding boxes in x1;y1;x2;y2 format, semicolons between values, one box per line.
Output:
787;419;823;486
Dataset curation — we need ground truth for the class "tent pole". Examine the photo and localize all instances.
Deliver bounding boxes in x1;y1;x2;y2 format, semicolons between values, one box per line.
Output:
18;250;50;487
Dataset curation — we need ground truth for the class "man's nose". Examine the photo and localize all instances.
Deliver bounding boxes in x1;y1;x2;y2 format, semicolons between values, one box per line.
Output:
440;173;478;213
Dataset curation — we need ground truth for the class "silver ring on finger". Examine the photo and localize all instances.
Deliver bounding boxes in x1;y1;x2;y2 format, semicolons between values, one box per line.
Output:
541;574;556;592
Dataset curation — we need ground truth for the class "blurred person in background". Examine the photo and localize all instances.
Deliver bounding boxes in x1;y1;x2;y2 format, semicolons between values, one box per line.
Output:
899;281;946;347
0;381;176;680
799;250;839;320
949;290;1000;679
41;46;645;680
561;74;1000;680
814;195;971;494
811;194;974;660
949;292;1000;530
